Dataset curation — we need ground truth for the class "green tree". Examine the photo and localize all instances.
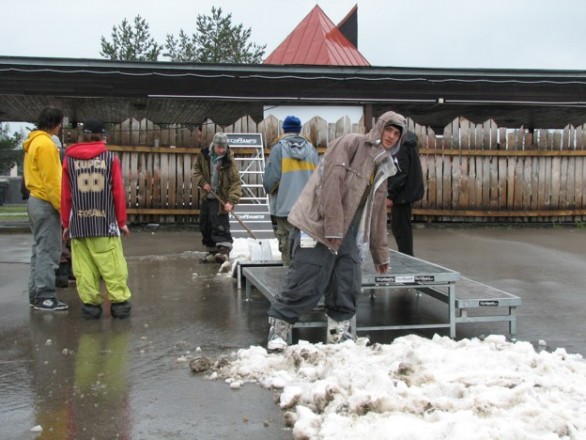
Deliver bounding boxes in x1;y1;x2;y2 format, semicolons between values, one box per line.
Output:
165;7;266;63
100;15;162;61
0;124;22;175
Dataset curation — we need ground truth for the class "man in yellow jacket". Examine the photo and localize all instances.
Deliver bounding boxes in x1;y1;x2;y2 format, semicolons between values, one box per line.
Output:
23;106;69;311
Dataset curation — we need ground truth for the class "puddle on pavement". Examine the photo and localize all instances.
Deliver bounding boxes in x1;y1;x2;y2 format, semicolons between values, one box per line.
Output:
0;249;287;439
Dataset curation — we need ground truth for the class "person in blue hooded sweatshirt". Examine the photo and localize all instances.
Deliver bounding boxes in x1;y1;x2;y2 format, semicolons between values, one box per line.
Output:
263;116;319;265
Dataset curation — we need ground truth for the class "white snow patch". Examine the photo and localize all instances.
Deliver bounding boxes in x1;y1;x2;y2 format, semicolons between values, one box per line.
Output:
216;334;586;439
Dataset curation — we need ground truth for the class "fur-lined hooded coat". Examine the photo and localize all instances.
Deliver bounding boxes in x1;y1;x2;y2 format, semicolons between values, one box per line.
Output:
287;111;406;265
193;145;242;213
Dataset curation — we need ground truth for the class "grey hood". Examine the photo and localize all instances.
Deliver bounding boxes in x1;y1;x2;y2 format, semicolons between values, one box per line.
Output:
366;111;407;149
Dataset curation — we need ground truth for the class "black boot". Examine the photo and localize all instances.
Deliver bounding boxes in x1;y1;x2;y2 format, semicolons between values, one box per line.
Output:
55;262;69;288
82;303;102;320
111;301;132;319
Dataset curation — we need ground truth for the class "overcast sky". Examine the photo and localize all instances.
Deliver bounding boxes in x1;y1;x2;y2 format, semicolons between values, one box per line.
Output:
1;0;585;70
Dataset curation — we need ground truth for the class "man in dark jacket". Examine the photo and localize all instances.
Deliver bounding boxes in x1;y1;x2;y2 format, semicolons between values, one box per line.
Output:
387;131;424;256
193;132;242;264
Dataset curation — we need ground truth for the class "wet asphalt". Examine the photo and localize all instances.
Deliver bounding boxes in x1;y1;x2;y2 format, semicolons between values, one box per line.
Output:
1;225;585;439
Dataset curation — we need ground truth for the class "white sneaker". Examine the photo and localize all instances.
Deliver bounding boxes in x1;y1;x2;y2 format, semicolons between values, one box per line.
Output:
267;317;291;351
327;317;355;344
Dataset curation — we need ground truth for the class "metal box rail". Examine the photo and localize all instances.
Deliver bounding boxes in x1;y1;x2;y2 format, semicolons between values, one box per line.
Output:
242;250;522;340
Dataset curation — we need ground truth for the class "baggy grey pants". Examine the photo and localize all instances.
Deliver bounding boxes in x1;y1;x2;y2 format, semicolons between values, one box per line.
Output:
27;196;61;302
268;224;362;324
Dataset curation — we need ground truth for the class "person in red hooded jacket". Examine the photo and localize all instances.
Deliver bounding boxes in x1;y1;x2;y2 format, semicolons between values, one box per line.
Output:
61;119;132;320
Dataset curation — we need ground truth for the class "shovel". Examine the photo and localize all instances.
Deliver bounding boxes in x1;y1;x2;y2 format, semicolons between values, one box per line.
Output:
205;188;274;261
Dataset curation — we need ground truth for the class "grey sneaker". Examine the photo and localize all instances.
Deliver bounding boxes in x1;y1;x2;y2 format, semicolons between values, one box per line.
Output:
267;317;291;351
32;298;69;312
327;317;355;344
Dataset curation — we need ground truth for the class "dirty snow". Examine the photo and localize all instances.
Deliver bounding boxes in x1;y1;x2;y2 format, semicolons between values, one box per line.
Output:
207;238;586;439
216;335;586;439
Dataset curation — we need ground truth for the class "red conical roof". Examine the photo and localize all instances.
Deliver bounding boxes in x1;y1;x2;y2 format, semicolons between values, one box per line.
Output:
263;5;369;66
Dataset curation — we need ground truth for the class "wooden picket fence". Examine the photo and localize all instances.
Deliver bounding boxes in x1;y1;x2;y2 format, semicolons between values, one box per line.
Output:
95;115;586;224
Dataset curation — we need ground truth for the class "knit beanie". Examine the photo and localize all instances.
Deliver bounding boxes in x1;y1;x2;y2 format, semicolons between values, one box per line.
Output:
283;116;302;133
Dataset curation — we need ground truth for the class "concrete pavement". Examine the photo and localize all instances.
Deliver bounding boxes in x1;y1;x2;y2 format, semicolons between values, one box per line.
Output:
1;225;585;439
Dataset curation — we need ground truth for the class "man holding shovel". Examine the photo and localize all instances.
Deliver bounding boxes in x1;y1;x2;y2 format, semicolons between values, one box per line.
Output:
193;132;242;264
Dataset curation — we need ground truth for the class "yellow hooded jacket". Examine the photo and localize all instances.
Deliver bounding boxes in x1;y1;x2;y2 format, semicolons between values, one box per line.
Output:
23;130;62;211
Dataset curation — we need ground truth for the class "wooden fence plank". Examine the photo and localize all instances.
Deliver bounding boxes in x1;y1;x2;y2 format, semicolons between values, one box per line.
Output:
498;157;507;209
512;157;523;209
460;117;470;150
458;156;470;208
130;152;138;208
185;153;194;209
506;156;515;209
576;157;586;209
550;157;561;209
428;127;437;150
119;152;130;207
489;155;499;210
529;156;539;211
524;130;533;150
168;153;176;208
260;115;280;147
424;155;436;208
435;154;443;209
559;157;569;209
306;116;329;149
553;130;562;151
562;125;570;150
483;120;493;150
481;153;491;209
145;153;153;210
471;154;481;208
537;155;546;220
176;152;185;208
160;153;169;208
442;155;452;208
137;153;146;221
474;123;483;150
567;156;576;209
578;125;585;150
443;119;455;148
452;154;461;209
522;156;532;210
152;153;161;210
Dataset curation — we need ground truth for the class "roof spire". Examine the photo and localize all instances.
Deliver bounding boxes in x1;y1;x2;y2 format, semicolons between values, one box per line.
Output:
264;5;369;66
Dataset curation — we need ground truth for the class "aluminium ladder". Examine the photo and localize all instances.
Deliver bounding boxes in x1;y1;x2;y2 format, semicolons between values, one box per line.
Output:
225;133;275;240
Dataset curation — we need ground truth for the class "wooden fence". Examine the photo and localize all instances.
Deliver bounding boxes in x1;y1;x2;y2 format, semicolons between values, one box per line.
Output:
90;115;586;224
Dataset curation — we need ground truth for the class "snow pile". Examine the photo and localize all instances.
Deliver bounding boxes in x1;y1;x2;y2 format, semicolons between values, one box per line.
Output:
218;334;586;439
